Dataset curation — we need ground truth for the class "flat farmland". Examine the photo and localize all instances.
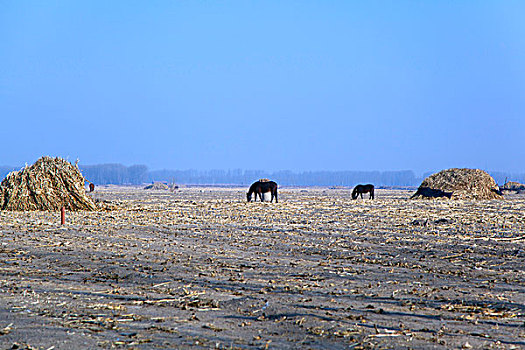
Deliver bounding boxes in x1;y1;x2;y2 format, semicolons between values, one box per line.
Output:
0;187;524;349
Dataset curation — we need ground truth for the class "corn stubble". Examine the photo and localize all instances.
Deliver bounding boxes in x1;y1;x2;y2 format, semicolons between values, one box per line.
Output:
0;187;523;349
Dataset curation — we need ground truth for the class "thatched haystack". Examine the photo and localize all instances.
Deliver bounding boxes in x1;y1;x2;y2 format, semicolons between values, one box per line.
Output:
144;182;169;190
0;157;97;211
501;181;525;193
411;168;503;200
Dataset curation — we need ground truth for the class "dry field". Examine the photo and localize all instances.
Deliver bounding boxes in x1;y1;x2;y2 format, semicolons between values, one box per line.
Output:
0;187;524;349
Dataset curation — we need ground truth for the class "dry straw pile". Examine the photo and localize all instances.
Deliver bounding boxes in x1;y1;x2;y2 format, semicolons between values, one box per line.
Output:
144;182;169;190
411;168;503;200
0;156;97;211
501;181;525;192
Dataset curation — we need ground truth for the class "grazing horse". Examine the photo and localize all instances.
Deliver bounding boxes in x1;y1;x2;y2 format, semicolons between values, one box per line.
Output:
352;184;374;200
247;180;278;203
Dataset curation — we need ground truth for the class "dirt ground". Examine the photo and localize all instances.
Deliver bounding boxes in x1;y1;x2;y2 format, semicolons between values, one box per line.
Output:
0;187;524;349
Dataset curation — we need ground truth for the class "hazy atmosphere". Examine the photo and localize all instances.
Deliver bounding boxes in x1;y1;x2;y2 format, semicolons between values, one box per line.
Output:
1;1;524;174
1;3;525;349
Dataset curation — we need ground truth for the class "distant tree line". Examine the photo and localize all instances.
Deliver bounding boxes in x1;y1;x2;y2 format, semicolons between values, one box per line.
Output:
0;164;148;185
1;163;524;188
147;169;421;187
80;164;148;185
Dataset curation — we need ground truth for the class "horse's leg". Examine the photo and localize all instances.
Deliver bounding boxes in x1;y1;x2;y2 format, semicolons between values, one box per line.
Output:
370;189;374;199
270;189;277;203
259;191;264;202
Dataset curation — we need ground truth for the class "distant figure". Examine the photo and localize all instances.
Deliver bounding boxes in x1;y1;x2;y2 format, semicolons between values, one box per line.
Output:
89;183;95;192
352;184;374;200
247;180;278;203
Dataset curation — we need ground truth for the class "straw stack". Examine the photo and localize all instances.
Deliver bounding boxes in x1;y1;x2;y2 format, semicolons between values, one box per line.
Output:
144;182;169;190
501;181;525;192
0;156;97;211
411;168;503;200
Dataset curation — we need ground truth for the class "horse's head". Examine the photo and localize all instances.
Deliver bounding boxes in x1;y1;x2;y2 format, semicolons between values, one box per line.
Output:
351;190;358;200
246;192;251;202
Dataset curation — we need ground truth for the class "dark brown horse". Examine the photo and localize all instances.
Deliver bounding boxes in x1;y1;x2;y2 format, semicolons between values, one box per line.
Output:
247;180;278;203
352;184;374;199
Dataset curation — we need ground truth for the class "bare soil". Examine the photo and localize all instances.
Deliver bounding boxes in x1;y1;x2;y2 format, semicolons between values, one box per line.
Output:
0;187;524;349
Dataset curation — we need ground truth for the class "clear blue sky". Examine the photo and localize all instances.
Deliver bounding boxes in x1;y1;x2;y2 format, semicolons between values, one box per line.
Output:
1;1;524;174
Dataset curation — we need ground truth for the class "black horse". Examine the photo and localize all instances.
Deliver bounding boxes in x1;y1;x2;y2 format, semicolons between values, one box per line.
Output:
352;184;374;200
247;180;278;203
